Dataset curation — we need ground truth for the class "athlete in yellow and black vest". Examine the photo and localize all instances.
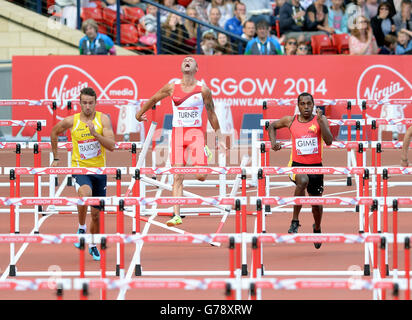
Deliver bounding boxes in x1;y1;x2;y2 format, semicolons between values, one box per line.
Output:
268;93;333;249
51;87;115;261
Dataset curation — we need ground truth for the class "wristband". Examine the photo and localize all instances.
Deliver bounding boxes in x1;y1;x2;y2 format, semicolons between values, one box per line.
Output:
53;158;60;161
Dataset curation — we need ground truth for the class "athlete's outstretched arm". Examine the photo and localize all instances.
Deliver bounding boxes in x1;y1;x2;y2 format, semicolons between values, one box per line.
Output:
268;116;293;151
316;108;333;145
401;126;412;167
136;83;174;122
50;116;74;166
203;85;225;151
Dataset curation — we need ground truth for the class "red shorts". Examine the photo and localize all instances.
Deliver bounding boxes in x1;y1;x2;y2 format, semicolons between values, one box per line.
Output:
170;127;207;166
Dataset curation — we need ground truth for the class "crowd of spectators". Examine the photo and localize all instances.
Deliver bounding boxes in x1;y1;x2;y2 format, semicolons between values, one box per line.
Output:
18;0;412;55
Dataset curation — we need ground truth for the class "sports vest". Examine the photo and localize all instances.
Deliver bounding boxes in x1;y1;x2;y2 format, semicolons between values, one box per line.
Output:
289;115;323;164
71;112;106;167
171;80;204;127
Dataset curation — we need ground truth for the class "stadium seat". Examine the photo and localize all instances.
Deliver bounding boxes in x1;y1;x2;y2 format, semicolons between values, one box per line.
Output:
122;7;145;24
80;7;107;33
102;7;125;36
331;33;350;54
115;24;139;45
311;34;338;55
81;7;103;23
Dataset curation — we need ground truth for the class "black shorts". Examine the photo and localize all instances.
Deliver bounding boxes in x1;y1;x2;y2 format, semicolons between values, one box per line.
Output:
290;161;324;196
72;174;107;208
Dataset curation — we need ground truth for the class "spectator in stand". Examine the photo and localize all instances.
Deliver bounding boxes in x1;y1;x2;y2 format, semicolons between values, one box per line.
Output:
225;1;248;36
160;0;186;24
283;36;298;54
241;20;256;40
161;13;190;54
300;0;315;10
274;0;287;20
306;0;336;34
365;0;379;19
347;0;372;29
102;0;124;13
349;15;379;54
244;19;283;54
184;5;199;40
215;32;234;54
55;0;93;29
328;0;348;34
190;0;210;23
139;3;158;46
79;19;116;55
121;0;147;11
395;28;412;53
279;0;306;34
242;0;276;27
200;29;218;54
394;0;412;32
208;6;223;29
388;0;403;17
207;0;234;28
371;2;397;48
379;34;397;53
296;40;311;54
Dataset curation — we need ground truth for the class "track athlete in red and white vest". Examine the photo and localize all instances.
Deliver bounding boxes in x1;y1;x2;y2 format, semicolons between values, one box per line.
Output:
136;56;226;227
268;93;333;249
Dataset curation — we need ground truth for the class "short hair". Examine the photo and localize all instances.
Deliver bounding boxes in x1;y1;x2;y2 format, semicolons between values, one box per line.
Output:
234;1;246;11
384;34;397;46
297;92;314;104
81;19;98;33
80;87;97;100
256;19;269;29
377;2;391;11
402;0;412;6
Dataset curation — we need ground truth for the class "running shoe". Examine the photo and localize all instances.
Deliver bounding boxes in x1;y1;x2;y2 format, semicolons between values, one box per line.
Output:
288;220;301;234
89;246;101;261
166;215;183;227
204;145;213;163
313;224;322;249
74;228;86;249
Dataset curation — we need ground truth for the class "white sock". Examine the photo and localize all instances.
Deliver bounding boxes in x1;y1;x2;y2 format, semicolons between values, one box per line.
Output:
78;224;86;231
89;244;96;249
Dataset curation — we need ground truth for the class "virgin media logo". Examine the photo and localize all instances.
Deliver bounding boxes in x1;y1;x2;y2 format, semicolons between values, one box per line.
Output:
357;64;411;107
357;64;412;132
44;64;138;119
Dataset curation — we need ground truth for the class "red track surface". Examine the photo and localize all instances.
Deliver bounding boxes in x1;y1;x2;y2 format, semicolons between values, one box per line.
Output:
0;143;411;300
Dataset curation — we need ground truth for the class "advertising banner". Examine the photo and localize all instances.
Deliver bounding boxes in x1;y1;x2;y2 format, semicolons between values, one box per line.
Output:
11;55;412;140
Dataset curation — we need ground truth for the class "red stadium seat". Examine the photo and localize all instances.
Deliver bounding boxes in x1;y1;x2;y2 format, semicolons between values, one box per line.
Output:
331;33;350;54
102;7;126;36
115;23;139;45
311;34;338;55
122;7;145;24
81;7;103;23
177;0;192;6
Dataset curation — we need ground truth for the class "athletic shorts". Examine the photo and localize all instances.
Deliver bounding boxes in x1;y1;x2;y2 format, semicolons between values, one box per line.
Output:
72;174;107;208
289;161;324;196
170;127;207;166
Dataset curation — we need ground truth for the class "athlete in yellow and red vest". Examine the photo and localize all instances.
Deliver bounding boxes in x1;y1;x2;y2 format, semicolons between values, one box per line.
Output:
51;87;115;261
268;92;333;249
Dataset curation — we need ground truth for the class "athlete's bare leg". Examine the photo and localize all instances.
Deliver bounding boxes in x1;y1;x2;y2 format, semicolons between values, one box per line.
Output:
292;174;309;221
310;203;323;231
77;184;92;228
90;207;100;234
173;172;184;217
